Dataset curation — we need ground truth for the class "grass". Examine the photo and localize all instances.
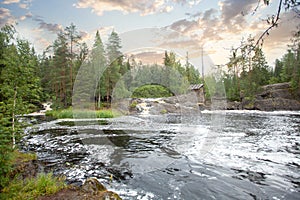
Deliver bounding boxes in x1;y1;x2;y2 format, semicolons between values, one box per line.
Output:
10;150;37;164
46;108;117;119
0;151;66;200
1;173;66;200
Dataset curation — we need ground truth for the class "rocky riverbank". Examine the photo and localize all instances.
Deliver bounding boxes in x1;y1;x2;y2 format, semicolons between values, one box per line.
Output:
227;82;300;111
39;177;121;200
118;82;300;114
2;151;122;200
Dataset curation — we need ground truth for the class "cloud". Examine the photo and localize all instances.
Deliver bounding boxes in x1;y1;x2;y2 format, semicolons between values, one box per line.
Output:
18;0;32;9
219;0;257;22
0;7;16;27
19;3;28;9
1;0;20;4
19;12;32;21
167;8;222;45
74;0;170;16
160;0;299;65
169;19;198;33
127;50;165;65
74;0;203;16
33;17;63;34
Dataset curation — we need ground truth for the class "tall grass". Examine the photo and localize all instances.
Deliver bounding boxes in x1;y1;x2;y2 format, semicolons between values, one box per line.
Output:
46;108;117;119
0;173;66;200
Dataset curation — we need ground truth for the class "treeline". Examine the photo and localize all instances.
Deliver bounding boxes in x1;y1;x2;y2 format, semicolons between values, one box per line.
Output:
221;29;300;101
110;51;201;100
41;24;202;109
0;25;43;187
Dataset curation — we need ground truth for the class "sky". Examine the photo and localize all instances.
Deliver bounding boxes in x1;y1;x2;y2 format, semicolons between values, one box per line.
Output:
0;0;299;73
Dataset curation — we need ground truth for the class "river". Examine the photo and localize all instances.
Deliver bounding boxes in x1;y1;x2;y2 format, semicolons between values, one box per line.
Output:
21;110;300;199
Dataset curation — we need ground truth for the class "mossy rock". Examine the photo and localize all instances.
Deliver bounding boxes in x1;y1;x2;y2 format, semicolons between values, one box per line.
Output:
81;177;107;194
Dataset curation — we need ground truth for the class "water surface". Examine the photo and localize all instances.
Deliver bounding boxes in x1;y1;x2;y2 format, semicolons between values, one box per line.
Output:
22;111;300;199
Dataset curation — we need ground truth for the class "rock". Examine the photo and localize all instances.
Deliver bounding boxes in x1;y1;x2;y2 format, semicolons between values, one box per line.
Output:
253;82;300;111
39;177;122;200
254;98;300;111
226;101;241;110
228;82;300;111
81;177;107;194
10;158;40;180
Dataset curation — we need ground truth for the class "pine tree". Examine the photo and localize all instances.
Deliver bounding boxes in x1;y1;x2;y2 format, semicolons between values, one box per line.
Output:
0;26;42;149
65;23;81;95
52;31;70;108
91;31;106;108
105;31;123;103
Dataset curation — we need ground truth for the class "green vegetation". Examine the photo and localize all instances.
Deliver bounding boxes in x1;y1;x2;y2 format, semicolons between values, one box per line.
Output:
1;173;66;200
46;108;115;119
220;29;300;101
130;101;138;109
0;20;299;200
0;151;66;200
132;85;173;98
10;150;37;163
160;109;168;114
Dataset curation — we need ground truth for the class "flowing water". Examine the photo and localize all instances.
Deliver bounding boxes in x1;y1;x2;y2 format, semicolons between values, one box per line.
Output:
21;110;300;199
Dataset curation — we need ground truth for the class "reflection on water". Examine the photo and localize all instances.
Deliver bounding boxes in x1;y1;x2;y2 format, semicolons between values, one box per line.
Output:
21;111;300;199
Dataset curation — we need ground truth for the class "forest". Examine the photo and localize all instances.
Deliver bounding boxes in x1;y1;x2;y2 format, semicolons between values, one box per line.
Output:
0;22;300;188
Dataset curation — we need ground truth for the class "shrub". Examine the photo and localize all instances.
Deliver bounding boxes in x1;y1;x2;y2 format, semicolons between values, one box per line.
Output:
132;85;173;98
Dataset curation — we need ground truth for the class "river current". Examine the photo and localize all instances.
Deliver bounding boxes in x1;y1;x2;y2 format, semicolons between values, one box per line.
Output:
21;110;300;199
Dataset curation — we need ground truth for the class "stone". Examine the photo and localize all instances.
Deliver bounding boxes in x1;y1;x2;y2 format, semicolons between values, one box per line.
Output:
81;177;107;194
231;82;300;111
253;82;300;111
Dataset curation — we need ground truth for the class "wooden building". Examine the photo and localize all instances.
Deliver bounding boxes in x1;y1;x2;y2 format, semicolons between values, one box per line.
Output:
189;84;205;106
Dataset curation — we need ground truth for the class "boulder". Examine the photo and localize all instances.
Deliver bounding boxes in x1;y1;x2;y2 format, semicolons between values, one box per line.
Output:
254;82;300;111
254;98;300;111
81;177;107;194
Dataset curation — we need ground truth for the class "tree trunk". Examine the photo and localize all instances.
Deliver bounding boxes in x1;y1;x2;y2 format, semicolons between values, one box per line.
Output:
12;87;17;149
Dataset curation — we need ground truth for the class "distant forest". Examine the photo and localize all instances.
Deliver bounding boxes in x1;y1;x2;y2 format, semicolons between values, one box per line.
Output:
0;23;299;112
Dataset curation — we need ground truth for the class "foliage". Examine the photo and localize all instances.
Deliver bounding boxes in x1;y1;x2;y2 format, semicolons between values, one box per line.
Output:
223;25;300;101
0;25;43;151
40;23;87;109
224;37;273;100
132;84;173;98
0;123;12;189
0;173;66;200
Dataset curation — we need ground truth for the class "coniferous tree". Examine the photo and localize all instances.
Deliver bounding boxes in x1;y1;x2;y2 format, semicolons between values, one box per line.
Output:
52;31;70;108
65;23;81;93
104;31;123;103
0;26;42;149
91;31;106;108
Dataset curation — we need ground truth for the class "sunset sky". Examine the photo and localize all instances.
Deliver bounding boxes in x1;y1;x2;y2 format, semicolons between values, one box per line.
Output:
1;0;299;73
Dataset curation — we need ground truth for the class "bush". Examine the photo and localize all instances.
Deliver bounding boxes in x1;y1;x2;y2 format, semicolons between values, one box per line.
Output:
132;85;173;98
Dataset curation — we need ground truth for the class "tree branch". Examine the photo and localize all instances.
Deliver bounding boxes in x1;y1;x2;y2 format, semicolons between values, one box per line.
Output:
255;0;283;48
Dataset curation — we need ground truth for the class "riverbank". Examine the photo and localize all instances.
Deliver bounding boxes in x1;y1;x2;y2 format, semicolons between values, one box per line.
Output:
0;151;66;199
0;151;122;200
124;82;300;114
227;82;300;111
